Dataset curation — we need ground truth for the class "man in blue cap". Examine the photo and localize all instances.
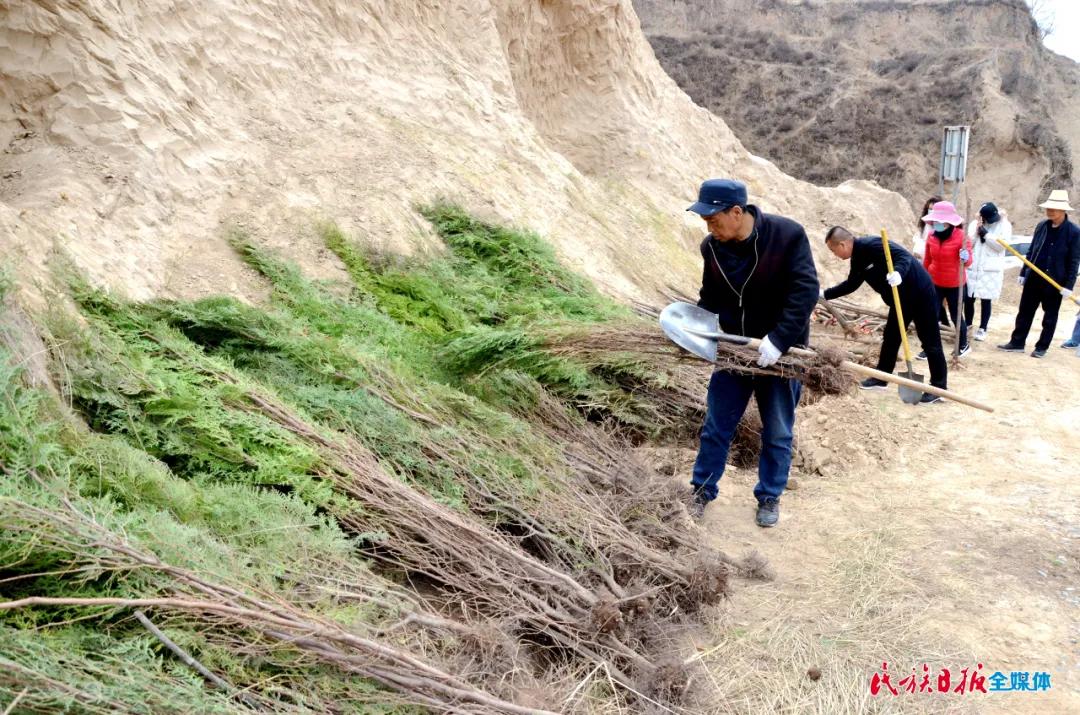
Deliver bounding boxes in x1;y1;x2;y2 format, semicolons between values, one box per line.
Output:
686;178;819;527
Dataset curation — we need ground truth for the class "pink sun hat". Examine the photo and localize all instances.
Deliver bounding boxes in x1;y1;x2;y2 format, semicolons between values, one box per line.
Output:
921;200;964;226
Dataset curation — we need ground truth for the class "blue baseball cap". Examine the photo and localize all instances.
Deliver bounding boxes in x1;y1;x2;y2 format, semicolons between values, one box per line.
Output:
687;179;748;216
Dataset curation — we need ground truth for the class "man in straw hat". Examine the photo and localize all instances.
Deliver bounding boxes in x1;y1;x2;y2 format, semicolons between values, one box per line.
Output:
997;189;1080;358
685;179;819;527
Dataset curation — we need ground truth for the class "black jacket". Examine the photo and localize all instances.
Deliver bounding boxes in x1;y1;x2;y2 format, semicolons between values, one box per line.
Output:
823;236;935;307
696;206;819;352
1022;217;1080;290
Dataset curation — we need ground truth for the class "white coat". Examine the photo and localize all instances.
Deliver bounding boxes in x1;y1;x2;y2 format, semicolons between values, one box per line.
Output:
911;224;931;260
965;215;1011;300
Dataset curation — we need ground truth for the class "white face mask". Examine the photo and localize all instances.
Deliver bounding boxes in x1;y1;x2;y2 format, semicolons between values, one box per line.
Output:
932;221;949;232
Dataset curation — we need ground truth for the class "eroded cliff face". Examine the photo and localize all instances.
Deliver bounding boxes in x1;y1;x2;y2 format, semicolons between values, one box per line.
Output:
1;0;911;307
635;0;1080;230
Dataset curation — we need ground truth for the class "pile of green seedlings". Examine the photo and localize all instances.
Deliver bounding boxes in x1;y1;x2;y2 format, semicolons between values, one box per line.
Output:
0;206;760;713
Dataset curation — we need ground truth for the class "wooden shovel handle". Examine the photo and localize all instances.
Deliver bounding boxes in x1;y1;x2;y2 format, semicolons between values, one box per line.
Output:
997;238;1080;306
833;358;991;412
740;337;995;413
880;228;915;363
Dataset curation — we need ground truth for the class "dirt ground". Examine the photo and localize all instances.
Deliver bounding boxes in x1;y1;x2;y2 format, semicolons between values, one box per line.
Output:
680;298;1080;714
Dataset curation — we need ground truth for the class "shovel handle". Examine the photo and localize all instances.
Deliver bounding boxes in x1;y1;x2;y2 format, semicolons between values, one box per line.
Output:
997;238;1080;305
682;326;750;345
738;337;994;413
659;301;994;412
880;229;915;364
832;358;990;412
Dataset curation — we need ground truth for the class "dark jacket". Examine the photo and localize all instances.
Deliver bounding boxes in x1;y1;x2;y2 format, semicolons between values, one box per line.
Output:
1023;217;1080;290
696;205;819;352
824;236;935;306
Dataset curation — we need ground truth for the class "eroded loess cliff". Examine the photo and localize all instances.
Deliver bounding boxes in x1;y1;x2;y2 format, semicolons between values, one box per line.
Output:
635;0;1080;229
1;0;910;306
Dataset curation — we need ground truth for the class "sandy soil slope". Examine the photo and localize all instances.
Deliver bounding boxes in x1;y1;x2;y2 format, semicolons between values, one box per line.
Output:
0;0;911;309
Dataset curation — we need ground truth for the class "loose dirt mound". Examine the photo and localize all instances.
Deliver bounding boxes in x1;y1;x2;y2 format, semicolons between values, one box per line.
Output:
797;394;894;478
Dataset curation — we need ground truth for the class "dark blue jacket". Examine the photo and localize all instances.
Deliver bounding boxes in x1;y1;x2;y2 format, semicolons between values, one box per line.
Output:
823;236;935;307
696;206;819;352
1022;217;1080;290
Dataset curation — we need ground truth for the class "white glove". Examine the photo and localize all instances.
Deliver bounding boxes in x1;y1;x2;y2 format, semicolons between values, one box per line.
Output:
959;248;971;262
1017;276;1026;286
757;336;782;368
886;271;902;287
1061;287;1072;298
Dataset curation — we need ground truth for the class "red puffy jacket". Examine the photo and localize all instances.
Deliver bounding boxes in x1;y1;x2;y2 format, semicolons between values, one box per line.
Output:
923;226;972;288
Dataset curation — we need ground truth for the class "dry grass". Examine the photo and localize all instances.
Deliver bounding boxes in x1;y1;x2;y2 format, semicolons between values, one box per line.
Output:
693;522;981;715
509;516;979;714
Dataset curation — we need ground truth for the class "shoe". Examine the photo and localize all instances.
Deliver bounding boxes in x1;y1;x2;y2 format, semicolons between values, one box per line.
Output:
755;498;780;528
859;377;888;391
975;329;987;341
997;343;1025;352
688;490;708;519
919;392;943;404
958;344;971;357
1031;349;1047;358
915;350;927;360
1062;340;1079;349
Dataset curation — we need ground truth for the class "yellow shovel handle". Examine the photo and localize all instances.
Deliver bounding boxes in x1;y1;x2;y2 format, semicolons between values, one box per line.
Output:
996;238;1080;305
880;229;914;362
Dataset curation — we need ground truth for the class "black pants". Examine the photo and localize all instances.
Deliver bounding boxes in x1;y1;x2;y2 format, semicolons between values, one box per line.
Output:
1009;280;1065;351
964;296;992;330
938;302;951;327
879;288;948;389
935;284;968;349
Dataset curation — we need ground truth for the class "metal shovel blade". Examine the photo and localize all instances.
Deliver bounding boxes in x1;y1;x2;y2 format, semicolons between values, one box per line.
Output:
659;302;718;361
898;361;925;404
658;302;752;362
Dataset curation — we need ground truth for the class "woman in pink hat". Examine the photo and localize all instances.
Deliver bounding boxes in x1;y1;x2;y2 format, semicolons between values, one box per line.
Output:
920;200;972;357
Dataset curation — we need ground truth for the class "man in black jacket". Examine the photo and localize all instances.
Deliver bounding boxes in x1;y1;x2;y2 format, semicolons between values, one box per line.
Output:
821;227;947;403
998;190;1080;358
687;179;819;528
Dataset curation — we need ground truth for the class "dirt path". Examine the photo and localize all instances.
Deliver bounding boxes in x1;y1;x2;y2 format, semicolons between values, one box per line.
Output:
688;306;1080;714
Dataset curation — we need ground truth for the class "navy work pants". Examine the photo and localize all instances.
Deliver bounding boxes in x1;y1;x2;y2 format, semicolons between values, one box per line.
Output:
691;370;801;504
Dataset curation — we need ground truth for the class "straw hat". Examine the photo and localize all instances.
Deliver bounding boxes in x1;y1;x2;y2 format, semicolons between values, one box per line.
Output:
1038;189;1073;211
921;200;964;226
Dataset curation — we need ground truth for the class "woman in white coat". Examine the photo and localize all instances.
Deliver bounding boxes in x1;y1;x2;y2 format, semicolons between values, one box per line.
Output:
965;202;1011;341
